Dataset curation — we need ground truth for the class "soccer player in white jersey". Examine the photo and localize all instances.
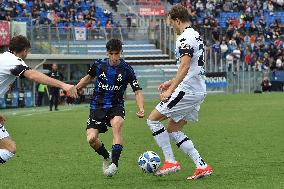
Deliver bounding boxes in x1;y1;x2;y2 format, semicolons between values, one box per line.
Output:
146;5;213;180
0;35;78;165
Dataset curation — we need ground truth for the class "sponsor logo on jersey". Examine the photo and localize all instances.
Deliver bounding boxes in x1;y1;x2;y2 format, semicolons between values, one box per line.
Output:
98;81;122;91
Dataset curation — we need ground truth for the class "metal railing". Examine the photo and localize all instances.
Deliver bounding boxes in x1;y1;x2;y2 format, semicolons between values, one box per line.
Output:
27;25;160;54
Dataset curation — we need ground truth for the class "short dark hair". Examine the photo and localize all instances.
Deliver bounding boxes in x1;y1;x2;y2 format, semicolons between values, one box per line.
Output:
9;35;31;53
106;39;122;52
168;5;190;23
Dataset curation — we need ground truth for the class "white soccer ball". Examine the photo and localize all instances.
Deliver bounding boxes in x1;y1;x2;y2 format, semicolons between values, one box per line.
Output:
138;151;161;173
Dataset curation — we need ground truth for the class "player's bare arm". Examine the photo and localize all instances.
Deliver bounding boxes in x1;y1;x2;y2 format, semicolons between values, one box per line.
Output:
160;55;191;102
0;114;6;125
135;90;145;118
76;74;94;94
23;69;78;98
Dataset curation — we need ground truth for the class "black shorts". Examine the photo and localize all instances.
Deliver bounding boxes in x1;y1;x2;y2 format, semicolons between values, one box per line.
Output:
86;106;125;133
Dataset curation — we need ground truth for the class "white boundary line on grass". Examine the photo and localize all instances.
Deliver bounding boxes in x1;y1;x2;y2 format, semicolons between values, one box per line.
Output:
1;104;89;117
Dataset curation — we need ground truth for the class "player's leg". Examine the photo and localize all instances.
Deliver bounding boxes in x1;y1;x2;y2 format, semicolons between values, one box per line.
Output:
37;92;43;106
54;90;59;110
0;127;16;165
86;128;109;158
147;109;180;176
49;93;54;111
110;116;124;166
167;119;212;180
103;116;124;177
86;110;111;172
167;119;208;167
86;128;111;171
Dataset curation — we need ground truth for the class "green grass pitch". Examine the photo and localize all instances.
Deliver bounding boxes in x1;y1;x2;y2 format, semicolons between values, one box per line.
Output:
0;93;284;189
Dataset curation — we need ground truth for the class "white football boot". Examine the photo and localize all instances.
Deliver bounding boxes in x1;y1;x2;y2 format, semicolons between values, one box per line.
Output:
103;163;118;177
102;152;112;173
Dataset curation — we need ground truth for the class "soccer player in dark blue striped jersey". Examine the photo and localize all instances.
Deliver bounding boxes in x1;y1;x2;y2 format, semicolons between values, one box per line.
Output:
76;39;145;177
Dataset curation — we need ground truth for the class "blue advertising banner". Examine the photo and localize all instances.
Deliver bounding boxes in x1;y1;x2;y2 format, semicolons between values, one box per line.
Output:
269;71;284;91
0;96;6;108
205;72;227;88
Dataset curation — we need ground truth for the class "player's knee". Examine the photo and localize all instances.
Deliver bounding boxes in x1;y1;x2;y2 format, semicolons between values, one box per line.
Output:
112;123;122;131
111;119;123;131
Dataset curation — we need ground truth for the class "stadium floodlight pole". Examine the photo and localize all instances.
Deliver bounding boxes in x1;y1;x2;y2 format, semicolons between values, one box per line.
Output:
32;59;47;107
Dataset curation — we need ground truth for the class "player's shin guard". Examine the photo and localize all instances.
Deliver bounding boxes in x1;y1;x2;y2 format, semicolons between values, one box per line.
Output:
95;143;110;159
169;131;207;168
147;119;175;163
111;144;123;167
0;149;14;164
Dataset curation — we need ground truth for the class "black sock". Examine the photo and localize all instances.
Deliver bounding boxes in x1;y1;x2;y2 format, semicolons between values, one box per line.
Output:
95;143;109;159
111;144;123;167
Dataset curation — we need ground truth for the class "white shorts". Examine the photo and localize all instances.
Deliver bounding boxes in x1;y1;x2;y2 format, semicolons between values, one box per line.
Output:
156;91;206;123
0;124;10;140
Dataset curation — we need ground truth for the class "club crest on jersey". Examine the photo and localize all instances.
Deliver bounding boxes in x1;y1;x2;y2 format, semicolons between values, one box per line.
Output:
117;74;122;81
99;72;107;80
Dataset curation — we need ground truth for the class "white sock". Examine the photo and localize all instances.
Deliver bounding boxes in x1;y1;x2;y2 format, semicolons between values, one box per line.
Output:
0;149;14;164
169;131;207;168
147;119;176;163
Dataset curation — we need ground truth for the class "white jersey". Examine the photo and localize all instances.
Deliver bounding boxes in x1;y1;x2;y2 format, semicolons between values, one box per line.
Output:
175;26;206;94
0;51;30;96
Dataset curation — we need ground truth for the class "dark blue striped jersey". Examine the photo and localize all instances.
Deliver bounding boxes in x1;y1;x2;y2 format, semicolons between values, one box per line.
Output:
87;58;141;109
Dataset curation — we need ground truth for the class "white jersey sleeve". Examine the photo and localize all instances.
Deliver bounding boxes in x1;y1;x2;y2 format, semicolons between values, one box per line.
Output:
0;51;31;96
175;27;206;94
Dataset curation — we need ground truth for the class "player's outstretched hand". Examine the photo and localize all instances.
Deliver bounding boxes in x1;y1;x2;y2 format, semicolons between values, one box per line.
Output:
77;88;84;96
0;114;6;125
63;84;78;98
158;80;172;92
136;110;145;118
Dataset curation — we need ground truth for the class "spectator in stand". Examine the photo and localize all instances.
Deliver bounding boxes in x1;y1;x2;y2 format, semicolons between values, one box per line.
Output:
223;1;232;12
195;0;204;16
243;32;251;46
85;19;93;29
226;25;235;40
276;55;283;70
212;27;221;43
220;40;228;59
189;8;198;26
105;19;112;37
226;53;234;71
244;49;253;69
93;19;102;39
268;0;274;15
205;0;214;17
